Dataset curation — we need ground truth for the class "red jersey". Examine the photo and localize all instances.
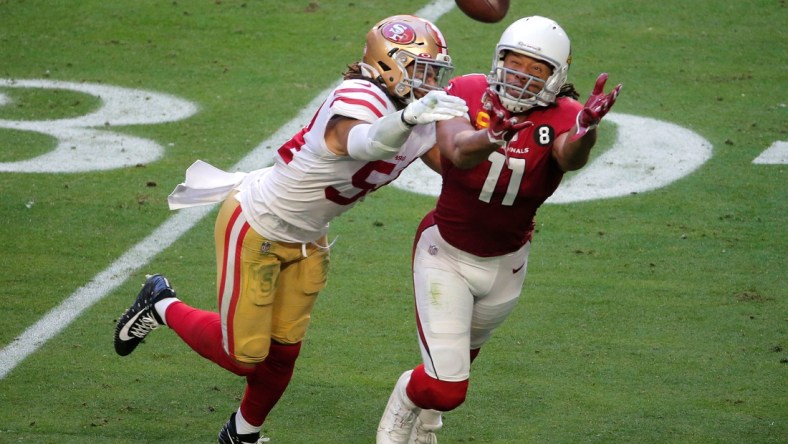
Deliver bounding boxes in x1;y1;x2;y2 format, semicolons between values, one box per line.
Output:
434;74;583;257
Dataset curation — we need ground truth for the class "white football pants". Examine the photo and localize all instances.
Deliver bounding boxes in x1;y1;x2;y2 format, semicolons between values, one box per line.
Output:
412;224;529;382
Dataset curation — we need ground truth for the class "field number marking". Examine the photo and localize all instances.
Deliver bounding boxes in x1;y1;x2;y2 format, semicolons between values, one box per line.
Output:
0;79;198;173
752;141;788;164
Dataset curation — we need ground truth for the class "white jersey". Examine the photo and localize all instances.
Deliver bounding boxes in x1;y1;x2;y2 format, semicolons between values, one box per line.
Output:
236;79;437;243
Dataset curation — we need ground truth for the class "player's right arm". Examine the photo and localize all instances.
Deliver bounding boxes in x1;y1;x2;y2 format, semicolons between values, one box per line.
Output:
419;145;442;174
436;116;499;169
437;89;531;169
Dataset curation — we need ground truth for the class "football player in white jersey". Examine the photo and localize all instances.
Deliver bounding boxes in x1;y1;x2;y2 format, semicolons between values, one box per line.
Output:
113;15;467;444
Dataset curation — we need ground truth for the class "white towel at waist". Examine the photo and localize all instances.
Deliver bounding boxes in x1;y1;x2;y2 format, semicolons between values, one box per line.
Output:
167;160;266;210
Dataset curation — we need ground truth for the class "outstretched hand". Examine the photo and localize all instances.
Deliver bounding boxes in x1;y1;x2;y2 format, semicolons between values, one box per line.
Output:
484;89;533;145
570;73;622;142
402;90;468;126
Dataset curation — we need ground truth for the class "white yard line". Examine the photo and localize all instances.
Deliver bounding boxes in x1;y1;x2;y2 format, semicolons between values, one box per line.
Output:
0;0;455;380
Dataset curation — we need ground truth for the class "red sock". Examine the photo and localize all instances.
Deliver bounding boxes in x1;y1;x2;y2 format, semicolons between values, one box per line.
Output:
407;364;468;411
240;342;302;426
406;348;480;412
164;301;253;376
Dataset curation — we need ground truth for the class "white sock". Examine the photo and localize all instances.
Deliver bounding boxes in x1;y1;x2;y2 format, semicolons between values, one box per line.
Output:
397;371;417;410
153;298;178;325
418;409;443;430
235;408;261;435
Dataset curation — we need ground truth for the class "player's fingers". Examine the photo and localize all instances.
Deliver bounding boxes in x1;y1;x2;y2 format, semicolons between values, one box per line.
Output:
611;84;622;100
592;73;608;95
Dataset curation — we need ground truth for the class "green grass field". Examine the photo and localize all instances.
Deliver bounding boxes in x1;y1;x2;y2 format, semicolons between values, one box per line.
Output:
0;0;785;442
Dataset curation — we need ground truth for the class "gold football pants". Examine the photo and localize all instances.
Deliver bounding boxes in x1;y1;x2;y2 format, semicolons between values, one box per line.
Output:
214;194;329;363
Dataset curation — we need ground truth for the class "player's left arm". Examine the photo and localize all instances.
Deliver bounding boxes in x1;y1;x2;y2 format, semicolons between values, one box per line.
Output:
552;125;597;172
326;115;364;156
553;73;622;171
342;91;467;161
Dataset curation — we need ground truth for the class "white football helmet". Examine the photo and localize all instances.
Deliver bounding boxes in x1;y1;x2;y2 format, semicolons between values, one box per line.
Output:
488;16;572;112
362;15;454;104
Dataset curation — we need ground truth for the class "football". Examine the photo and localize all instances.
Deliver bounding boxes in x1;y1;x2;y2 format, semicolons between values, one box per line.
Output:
455;0;510;23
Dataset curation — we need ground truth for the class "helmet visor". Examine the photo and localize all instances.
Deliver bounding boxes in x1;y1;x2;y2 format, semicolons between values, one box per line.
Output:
397;52;454;98
490;65;546;104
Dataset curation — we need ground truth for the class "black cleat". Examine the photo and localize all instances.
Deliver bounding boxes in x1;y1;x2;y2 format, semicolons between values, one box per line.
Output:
113;274;175;356
218;412;263;444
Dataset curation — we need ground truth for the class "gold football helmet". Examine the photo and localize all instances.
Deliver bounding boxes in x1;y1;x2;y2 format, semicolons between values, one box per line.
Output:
362;15;454;103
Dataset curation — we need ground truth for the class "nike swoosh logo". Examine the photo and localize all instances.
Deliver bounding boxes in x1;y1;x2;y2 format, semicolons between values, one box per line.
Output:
512;263;525;274
118;309;145;341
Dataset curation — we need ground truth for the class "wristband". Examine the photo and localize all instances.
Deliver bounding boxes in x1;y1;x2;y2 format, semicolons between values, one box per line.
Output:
400;110;416;128
575;111;599;133
486;130;506;146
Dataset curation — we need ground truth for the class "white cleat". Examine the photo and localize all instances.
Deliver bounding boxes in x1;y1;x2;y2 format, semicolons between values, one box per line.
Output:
377;370;420;444
409;409;442;444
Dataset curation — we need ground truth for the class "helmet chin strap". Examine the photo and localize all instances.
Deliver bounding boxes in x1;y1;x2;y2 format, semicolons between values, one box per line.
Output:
395;82;416;105
388;86;414;106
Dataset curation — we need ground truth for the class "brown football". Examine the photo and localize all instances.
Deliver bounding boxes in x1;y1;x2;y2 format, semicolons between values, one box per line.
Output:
455;0;510;23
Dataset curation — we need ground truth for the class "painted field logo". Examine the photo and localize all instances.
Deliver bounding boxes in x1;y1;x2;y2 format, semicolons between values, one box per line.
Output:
0;79;198;173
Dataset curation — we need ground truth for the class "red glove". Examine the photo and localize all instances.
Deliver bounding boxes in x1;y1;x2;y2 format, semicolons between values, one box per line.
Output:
483;89;533;145
570;73;622;142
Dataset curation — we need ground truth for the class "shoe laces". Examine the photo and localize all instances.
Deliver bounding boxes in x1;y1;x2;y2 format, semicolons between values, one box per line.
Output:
382;404;417;438
411;418;438;444
128;310;160;339
413;429;437;444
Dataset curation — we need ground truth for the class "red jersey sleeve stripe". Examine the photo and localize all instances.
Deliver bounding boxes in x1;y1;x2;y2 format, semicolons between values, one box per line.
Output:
334;87;388;107
330;96;385;118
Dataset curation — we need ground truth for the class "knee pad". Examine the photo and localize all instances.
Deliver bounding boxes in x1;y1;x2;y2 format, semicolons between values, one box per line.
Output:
407;365;468;411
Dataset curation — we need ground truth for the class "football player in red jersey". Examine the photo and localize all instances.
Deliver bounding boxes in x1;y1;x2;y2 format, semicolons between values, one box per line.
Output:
113;15;466;444
377;15;621;444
